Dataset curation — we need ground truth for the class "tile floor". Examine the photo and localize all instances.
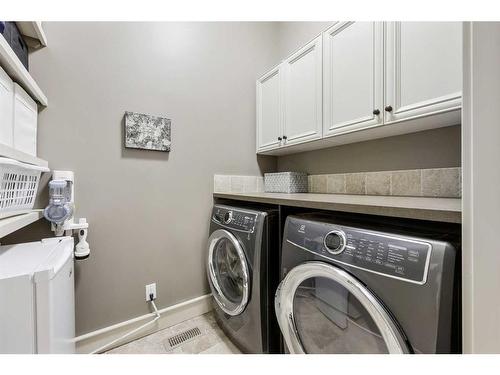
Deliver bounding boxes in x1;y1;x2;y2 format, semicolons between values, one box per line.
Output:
106;312;241;354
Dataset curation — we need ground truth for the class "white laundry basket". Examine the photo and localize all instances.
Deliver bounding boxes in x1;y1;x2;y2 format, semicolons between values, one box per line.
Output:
0;158;49;216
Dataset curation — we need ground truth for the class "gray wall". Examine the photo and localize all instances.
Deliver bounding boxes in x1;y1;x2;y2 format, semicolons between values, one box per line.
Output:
278;125;461;174
277;21;334;57
17;22;278;335
275;22;461;174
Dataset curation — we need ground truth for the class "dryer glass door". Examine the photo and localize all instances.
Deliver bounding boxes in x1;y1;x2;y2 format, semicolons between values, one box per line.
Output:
207;229;250;316
275;262;409;354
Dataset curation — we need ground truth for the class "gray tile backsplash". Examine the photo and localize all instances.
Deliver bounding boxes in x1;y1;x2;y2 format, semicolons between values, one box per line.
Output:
214;167;461;198
214;175;231;193
391;170;422;196
422;168;461;198
346;173;366;195
213;175;264;193
326;174;345;194
366;172;391;196
311;175;327;193
309;168;461;198
229;176;245;193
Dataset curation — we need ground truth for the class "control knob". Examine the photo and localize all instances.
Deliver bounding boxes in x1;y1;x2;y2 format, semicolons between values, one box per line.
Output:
223;211;233;224
324;230;347;255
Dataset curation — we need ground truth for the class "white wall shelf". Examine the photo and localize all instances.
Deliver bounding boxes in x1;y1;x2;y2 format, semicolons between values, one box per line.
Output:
0;210;44;239
16;22;47;49
0;33;48;106
0;143;49;168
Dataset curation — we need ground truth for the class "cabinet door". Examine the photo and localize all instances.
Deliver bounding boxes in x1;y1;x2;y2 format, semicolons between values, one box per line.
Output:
282;35;323;146
385;22;462;123
256;64;283;152
323;22;383;137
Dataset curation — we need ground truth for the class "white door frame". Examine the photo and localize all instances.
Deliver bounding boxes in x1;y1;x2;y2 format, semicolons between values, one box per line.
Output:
462;21;500;353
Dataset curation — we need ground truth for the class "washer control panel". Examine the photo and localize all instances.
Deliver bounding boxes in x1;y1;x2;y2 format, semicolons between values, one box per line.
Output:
286;217;432;284
212;206;257;233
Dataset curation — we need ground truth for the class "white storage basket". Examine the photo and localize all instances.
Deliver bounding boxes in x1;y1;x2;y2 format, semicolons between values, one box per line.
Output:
0;158;49;216
264;172;308;193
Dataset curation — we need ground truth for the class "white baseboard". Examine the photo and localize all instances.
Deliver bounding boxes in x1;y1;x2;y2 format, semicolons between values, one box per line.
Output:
75;294;213;354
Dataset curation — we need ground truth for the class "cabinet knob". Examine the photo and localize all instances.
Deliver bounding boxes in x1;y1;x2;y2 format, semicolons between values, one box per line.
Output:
385;105;393;113
278;137;282;141
372;109;380;115
283;135;287;140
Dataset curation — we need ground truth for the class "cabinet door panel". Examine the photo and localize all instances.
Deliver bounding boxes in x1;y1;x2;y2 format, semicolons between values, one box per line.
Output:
385;22;462;123
256;65;282;152
283;35;322;146
323;22;383;136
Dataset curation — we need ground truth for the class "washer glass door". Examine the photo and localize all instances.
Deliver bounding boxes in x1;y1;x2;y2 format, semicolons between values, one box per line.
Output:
207;229;250;316
275;262;409;354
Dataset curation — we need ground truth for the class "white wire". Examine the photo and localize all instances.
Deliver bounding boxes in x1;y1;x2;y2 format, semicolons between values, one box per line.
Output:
150;300;160;318
90;299;161;354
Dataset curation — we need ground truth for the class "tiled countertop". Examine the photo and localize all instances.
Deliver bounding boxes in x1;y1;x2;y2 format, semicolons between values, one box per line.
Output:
213;192;461;223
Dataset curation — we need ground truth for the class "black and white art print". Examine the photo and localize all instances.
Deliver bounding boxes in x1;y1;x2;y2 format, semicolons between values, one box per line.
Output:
124;111;171;152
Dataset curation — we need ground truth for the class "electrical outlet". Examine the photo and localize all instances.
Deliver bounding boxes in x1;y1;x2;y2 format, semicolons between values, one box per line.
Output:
145;283;157;301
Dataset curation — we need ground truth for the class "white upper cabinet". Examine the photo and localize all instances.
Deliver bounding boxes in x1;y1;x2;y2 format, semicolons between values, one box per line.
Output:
256;22;463;155
256;64;283;152
282;35;323;146
384;22;462;123
323;22;384;137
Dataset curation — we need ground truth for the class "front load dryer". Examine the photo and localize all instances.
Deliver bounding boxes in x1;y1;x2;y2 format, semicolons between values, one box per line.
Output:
207;204;279;353
276;213;459;354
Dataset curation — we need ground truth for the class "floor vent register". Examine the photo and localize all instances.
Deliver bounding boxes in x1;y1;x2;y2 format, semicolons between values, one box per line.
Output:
166;327;202;349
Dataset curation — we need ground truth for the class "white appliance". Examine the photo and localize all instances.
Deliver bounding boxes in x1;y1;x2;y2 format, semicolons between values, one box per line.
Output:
0;237;75;353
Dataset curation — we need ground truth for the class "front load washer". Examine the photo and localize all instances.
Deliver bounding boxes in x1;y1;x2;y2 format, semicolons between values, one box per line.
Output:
207;204;280;353
276;213;459;354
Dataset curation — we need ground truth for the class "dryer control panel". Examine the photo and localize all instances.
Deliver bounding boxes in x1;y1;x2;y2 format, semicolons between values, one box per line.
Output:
285;216;432;284
212;206;258;233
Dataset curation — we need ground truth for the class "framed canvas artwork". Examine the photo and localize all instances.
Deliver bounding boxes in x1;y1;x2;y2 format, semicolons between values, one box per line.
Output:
124;111;171;152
